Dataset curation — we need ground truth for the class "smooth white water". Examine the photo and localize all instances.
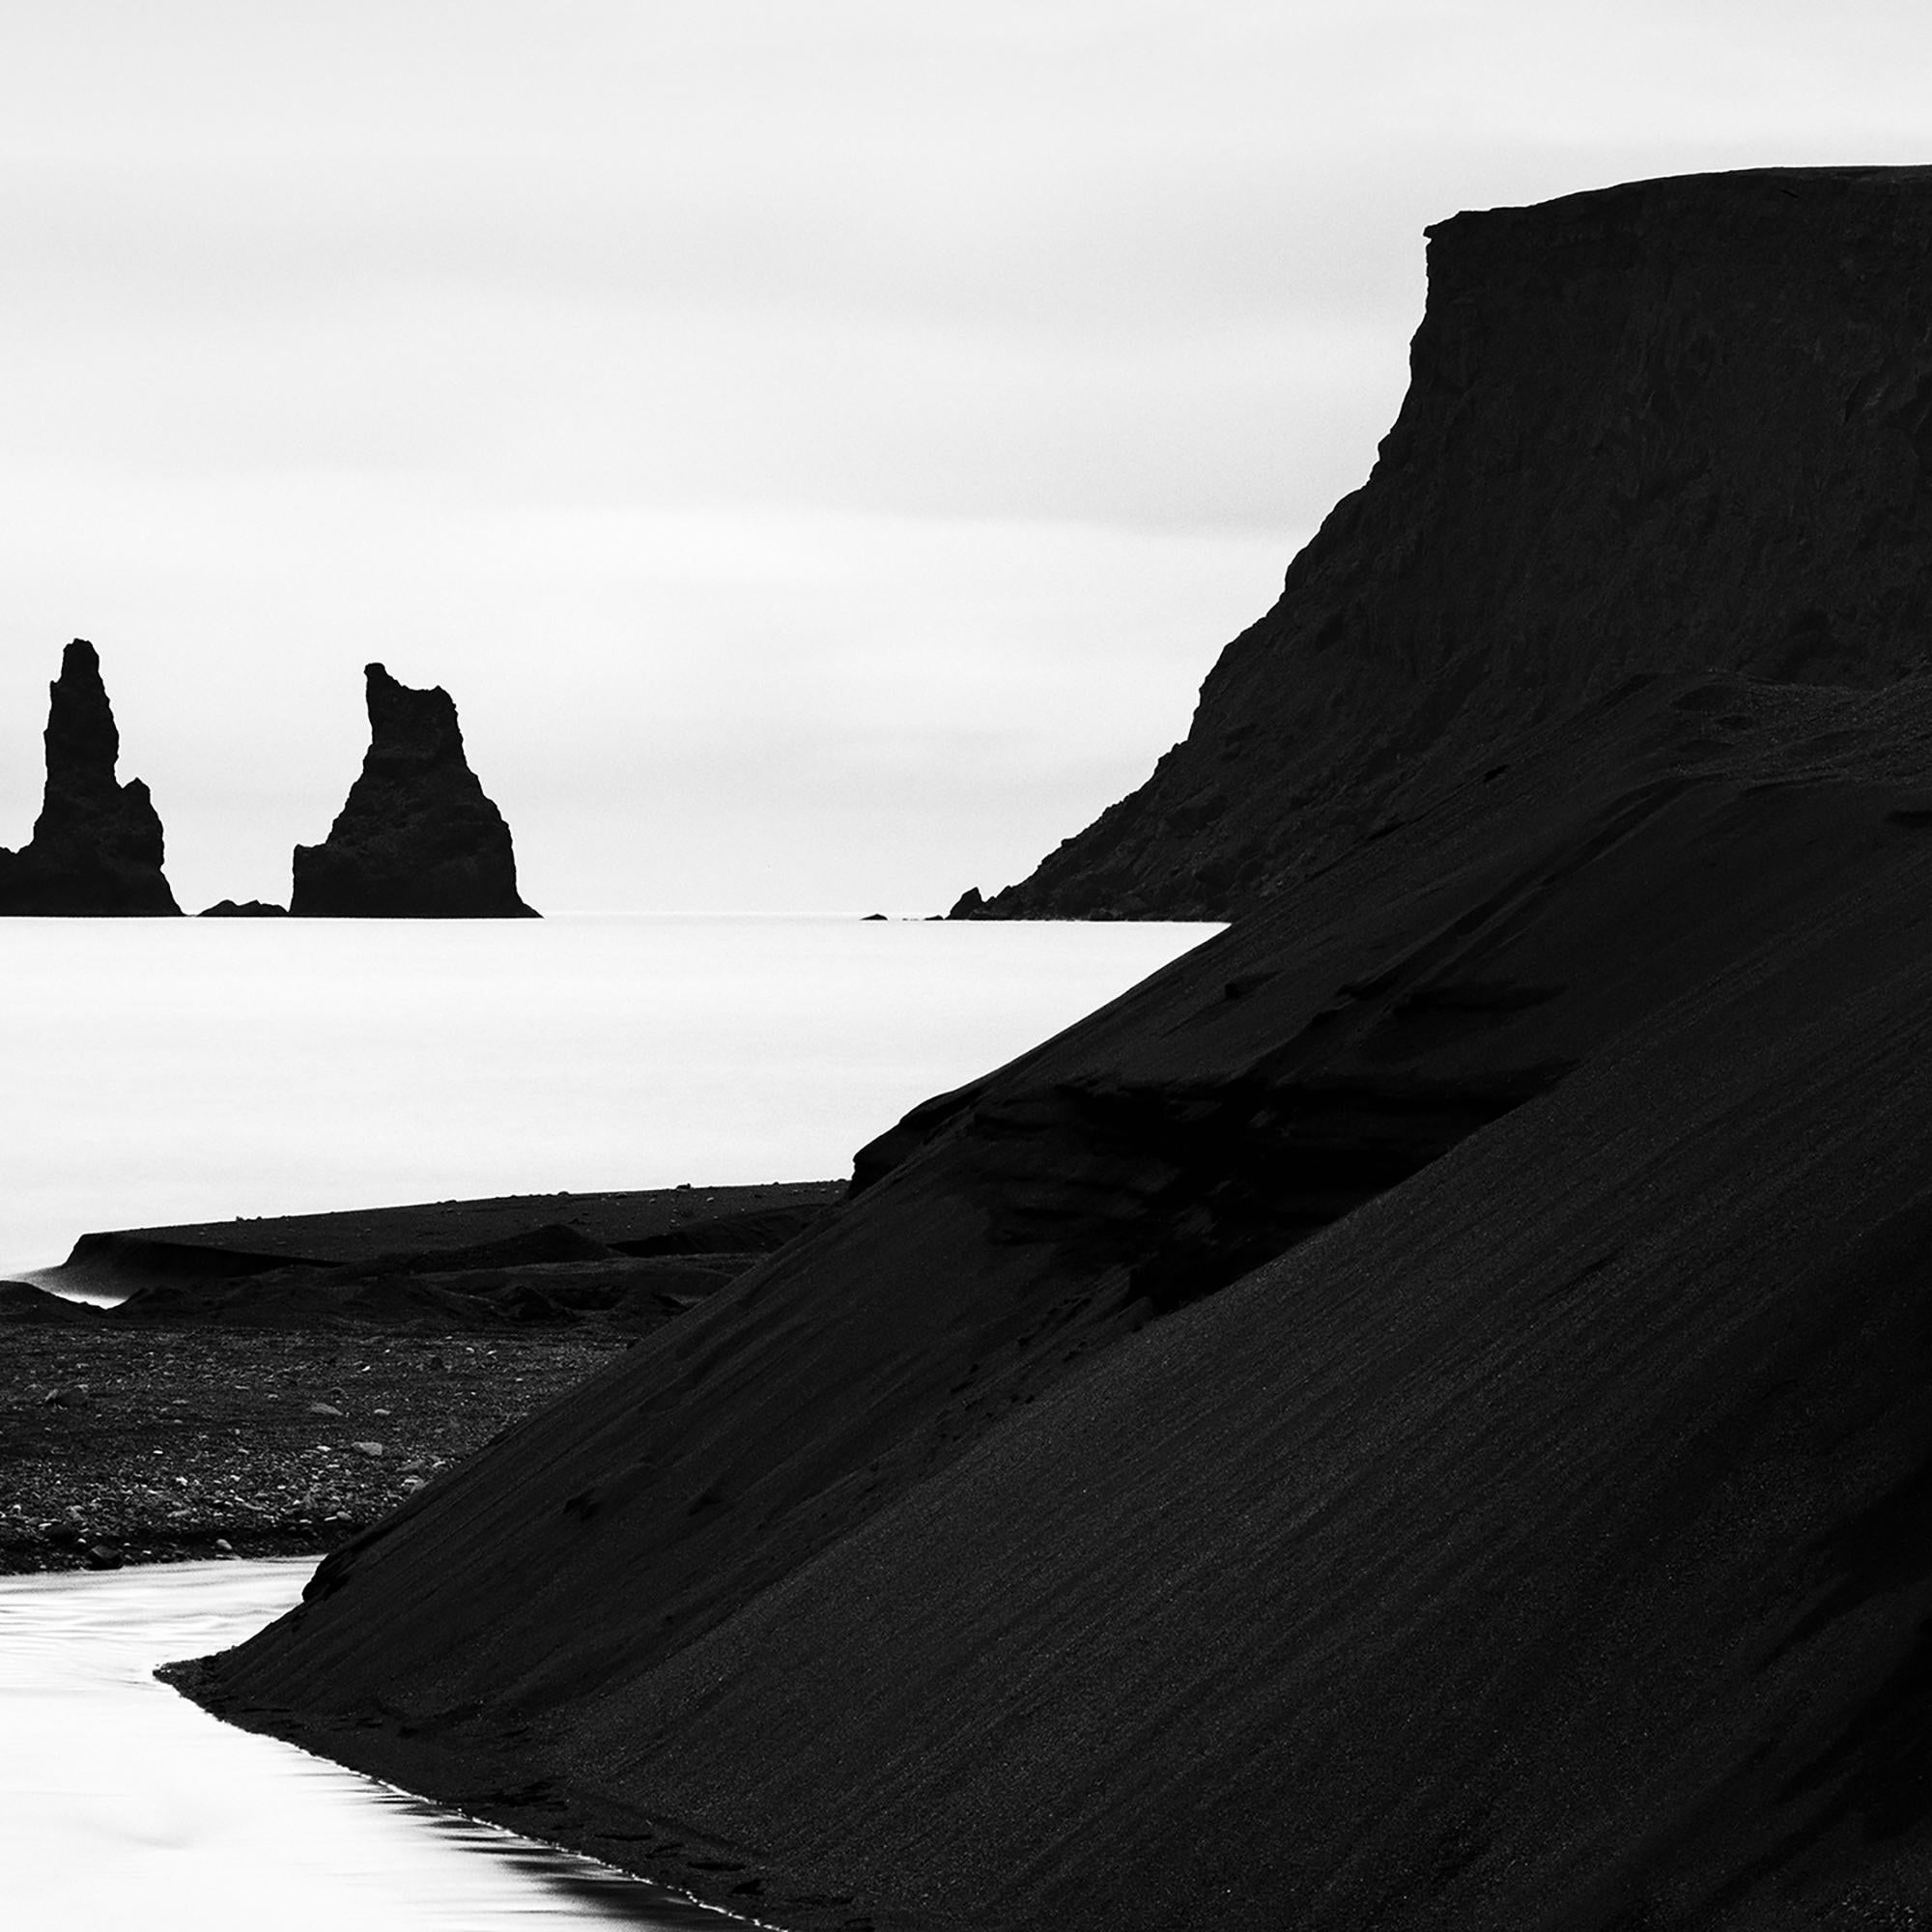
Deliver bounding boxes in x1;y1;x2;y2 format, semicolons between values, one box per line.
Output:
0;915;1220;1919
0;913;1219;1274
0;1558;746;1930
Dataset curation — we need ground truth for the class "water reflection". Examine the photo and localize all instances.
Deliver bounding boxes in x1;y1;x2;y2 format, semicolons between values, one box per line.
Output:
359;1790;747;1925
0;1558;745;1929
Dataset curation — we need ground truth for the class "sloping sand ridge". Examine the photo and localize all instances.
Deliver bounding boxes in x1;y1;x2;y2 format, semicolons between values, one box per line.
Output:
179;170;1932;1930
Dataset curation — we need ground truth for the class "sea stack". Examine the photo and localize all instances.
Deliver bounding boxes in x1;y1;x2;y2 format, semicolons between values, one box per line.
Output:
0;639;178;915
291;664;536;918
971;165;1932;918
185;171;1932;1930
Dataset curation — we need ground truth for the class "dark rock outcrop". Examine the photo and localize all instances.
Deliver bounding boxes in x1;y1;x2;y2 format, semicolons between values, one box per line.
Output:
182;173;1932;1932
291;664;536;918
976;165;1932;918
70;1185;841;1335
199;898;287;917
0;639;178;915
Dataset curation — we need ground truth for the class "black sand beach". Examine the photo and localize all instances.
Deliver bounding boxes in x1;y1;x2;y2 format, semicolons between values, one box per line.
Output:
1;1182;839;1575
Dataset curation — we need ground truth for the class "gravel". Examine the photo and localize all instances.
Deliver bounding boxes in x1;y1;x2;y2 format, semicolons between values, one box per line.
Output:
0;1319;634;1573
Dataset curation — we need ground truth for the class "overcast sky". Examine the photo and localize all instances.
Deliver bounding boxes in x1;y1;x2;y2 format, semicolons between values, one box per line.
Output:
1;3;1928;914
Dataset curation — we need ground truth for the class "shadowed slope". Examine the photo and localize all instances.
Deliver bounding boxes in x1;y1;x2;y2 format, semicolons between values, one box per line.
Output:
564;916;1932;1932
186;671;1932;1929
969;166;1932;919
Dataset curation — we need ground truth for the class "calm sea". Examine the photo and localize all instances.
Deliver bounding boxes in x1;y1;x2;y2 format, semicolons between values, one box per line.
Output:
0;1557;755;1928
1;914;1219;1275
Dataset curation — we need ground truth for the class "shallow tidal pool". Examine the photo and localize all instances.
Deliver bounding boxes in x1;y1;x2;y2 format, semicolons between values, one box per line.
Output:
0;1557;742;1930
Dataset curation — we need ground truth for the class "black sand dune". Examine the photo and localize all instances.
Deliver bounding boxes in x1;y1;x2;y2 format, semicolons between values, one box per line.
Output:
181;170;1932;1929
46;1181;841;1301
185;673;1932;1929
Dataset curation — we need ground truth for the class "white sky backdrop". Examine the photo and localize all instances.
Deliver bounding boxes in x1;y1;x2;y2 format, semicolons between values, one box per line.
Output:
1;2;1929;912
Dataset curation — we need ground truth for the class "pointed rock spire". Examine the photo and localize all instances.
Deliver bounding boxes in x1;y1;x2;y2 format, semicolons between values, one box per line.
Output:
290;663;537;917
0;639;179;915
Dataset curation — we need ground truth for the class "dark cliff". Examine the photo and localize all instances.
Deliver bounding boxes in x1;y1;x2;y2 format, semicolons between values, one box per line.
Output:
291;664;536;919
183;172;1932;1932
972;165;1932;918
0;639;178;916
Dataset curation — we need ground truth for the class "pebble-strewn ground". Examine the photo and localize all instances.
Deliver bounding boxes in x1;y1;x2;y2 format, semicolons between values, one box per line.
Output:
0;1321;633;1572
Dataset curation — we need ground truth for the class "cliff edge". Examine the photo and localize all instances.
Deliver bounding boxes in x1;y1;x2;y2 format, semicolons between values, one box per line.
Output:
291;664;536;918
970;165;1932;918
183;172;1932;1932
0;639;178;916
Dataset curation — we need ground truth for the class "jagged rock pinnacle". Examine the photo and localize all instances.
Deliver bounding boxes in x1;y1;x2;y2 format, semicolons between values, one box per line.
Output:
290;663;537;918
0;639;179;915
